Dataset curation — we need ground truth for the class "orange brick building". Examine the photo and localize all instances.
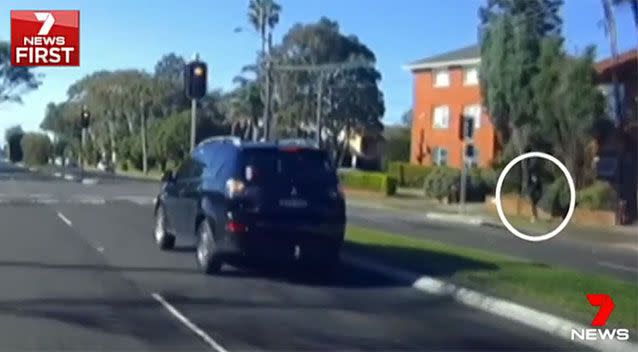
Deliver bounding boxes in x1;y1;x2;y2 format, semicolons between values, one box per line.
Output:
404;44;498;168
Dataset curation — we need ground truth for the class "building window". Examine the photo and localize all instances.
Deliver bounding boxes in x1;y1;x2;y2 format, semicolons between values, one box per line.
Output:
432;105;450;129
434;69;450;87
463;104;482;129
598;84;626;122
432;147;448;166
464;67;479;86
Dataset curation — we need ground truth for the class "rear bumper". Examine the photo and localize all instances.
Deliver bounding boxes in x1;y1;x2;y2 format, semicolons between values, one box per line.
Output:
215;221;345;262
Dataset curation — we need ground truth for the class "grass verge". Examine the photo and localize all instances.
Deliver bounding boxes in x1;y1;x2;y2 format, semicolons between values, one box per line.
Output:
345;225;638;332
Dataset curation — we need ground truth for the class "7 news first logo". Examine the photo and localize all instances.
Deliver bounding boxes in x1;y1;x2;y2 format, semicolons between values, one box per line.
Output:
571;294;630;341
10;10;80;66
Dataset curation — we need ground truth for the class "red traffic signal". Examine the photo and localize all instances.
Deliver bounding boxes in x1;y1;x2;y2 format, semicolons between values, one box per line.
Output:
184;61;208;100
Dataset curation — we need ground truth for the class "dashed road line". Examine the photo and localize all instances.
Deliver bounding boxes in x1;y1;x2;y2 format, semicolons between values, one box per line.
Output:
598;261;638;273
56;212;73;227
151;293;230;352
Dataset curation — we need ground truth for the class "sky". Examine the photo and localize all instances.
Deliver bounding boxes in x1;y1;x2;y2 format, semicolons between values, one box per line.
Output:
1;0;636;137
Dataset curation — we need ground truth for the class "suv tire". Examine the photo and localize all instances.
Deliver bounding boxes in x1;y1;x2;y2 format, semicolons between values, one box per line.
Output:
154;206;175;250
196;220;222;274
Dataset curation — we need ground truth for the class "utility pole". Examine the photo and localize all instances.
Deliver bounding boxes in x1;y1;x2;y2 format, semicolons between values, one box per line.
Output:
140;100;148;174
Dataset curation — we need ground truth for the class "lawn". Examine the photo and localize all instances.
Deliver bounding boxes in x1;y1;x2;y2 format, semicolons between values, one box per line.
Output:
345;225;638;332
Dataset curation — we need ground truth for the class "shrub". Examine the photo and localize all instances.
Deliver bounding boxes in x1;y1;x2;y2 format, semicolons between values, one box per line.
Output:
578;181;616;210
423;167;461;202
339;170;397;196
20;132;52;166
539;177;570;216
388;162;434;187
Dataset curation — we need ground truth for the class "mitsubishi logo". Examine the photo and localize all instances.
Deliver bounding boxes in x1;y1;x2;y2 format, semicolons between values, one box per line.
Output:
291;186;297;196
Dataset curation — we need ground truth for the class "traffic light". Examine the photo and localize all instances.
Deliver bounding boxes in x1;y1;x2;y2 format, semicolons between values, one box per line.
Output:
80;106;90;129
460;115;475;141
184;61;208;100
465;144;475;159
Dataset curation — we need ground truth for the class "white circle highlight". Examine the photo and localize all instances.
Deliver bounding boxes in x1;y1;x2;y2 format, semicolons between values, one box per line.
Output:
494;152;576;242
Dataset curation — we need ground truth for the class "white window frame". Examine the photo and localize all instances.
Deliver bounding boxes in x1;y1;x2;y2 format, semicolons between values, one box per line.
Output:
432;105;450;129
464;66;479;86
433;147;448;166
433;69;450;87
463;104;482;129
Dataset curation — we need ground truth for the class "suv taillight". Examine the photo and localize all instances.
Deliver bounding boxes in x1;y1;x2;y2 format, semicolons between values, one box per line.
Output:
226;179;245;198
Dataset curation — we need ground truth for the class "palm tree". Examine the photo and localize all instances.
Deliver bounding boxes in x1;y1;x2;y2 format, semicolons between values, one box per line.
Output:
613;0;638;32
601;0;623;124
247;0;281;56
247;0;281;140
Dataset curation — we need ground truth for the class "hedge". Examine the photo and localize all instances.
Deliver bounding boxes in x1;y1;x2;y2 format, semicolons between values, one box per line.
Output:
388;162;434;187
423;167;461;202
578;181;616;210
339;170;397;196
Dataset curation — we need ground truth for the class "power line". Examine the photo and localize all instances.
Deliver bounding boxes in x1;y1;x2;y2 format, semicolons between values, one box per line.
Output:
272;60;374;73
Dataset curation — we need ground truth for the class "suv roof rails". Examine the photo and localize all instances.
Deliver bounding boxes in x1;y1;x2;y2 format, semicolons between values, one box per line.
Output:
276;138;320;149
197;136;242;147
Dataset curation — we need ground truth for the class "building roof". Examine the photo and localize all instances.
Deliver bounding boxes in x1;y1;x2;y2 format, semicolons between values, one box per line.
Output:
595;48;638;73
404;44;481;71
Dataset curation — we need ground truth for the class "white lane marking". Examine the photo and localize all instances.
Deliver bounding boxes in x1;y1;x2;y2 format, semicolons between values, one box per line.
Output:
151;293;229;352
598;261;638;273
56;212;72;227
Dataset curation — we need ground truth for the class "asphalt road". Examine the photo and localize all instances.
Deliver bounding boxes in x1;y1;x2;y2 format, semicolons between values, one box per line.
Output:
0;160;588;351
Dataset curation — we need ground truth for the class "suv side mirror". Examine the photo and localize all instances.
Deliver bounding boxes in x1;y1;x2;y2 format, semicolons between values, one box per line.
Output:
161;170;174;183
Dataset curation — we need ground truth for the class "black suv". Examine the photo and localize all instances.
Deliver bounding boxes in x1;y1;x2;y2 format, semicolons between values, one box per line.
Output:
153;137;346;274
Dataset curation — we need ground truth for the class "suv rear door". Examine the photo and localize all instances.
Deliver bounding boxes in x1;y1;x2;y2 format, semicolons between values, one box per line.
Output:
239;147;343;224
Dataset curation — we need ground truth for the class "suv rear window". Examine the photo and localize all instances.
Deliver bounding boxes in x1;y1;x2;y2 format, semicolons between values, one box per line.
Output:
240;148;336;184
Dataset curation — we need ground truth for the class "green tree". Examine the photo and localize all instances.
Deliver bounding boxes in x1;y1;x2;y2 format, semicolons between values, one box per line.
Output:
21;132;52;166
534;40;606;188
0;40;41;105
271;18;385;165
479;0;563;190
400;108;413;127
4;125;24;162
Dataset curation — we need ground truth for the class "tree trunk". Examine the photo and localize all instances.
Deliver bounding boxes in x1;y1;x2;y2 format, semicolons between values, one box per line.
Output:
140;102;148;175
336;122;351;168
107;117;117;167
230;121;237;136
126;113;135;134
602;0;624;124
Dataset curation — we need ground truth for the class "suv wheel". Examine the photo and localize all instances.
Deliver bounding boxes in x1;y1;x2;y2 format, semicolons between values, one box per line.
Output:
196;220;222;274
154;206;175;250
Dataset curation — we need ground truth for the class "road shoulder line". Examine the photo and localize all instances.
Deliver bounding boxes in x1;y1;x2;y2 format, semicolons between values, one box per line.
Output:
342;253;637;352
151;293;230;352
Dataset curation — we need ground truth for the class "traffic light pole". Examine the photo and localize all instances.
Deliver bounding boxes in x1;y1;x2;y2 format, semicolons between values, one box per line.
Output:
459;145;467;214
80;127;86;181
190;98;197;152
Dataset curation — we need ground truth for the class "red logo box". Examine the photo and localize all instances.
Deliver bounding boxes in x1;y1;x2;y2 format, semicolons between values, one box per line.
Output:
11;10;80;66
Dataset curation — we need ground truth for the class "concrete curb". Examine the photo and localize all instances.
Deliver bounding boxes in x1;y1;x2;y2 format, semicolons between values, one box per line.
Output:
425;212;485;226
81;178;99;185
342;254;637;352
